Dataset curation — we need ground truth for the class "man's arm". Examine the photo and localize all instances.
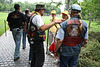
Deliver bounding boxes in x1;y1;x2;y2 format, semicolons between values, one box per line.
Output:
23;22;27;32
55;39;63;53
82;39;88;47
82;23;88;47
40;19;62;31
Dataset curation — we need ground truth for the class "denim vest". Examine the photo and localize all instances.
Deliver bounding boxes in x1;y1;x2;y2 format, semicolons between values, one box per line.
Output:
59;16;88;56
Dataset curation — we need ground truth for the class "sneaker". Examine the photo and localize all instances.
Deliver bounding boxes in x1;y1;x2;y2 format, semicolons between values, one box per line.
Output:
22;46;26;49
28;60;31;64
54;59;59;64
46;51;54;57
50;53;54;57
14;56;20;61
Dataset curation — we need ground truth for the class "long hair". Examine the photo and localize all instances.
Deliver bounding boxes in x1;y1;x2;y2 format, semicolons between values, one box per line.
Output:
72;10;82;32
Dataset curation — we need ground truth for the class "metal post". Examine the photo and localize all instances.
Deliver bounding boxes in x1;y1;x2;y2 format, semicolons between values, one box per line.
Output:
4;20;7;36
46;29;49;54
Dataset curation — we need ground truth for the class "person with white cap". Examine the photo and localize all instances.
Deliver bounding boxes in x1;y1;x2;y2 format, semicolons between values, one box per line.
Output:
54;4;88;67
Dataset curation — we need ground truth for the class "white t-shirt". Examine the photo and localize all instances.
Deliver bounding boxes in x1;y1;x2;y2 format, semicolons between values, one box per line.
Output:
32;15;44;30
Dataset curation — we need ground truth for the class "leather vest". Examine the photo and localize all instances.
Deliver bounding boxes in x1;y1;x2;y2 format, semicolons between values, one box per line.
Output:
28;13;46;43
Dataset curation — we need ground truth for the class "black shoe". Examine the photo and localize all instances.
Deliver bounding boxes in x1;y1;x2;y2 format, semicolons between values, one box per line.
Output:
14;56;20;61
23;47;26;49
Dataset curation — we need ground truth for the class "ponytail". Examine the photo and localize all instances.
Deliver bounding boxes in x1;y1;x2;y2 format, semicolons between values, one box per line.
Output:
78;13;82;33
72;10;82;33
77;13;81;19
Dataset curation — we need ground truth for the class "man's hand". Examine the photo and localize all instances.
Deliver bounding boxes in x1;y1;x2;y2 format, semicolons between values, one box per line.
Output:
61;19;66;22
82;39;88;47
54;19;62;24
54;52;59;59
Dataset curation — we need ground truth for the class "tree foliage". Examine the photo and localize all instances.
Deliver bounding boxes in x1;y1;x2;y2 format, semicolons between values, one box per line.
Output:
0;0;61;15
80;0;100;20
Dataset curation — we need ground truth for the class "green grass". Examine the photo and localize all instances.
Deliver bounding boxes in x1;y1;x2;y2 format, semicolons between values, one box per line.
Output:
0;12;9;36
83;20;100;32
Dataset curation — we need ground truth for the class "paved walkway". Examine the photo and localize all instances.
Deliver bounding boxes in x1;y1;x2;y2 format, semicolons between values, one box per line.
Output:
0;30;58;67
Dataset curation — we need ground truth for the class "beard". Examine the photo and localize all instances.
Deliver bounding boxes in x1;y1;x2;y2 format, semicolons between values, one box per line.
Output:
41;13;43;16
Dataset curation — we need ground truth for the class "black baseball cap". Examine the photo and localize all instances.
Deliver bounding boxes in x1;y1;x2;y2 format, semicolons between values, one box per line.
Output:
35;4;46;11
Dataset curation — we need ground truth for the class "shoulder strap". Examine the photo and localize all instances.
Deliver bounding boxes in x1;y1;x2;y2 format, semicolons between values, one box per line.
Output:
28;13;38;31
54;24;57;28
59;24;65;31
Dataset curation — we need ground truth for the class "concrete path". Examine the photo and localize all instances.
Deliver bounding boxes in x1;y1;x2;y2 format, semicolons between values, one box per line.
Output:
0;30;58;67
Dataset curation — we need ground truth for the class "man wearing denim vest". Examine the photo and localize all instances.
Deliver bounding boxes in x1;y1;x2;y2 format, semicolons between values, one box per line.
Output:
54;4;88;67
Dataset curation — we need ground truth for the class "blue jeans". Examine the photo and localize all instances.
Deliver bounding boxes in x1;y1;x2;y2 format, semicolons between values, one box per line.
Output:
22;29;28;48
28;37;33;61
59;55;79;67
12;28;23;59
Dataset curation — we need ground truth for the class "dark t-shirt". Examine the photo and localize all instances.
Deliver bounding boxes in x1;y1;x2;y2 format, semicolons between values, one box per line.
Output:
7;11;26;29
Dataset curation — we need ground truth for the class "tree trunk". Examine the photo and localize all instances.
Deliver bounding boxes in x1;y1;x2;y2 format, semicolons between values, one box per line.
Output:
88;11;92;29
67;0;70;10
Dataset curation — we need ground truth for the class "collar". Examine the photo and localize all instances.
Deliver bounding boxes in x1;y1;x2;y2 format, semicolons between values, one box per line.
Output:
35;12;41;16
71;15;79;19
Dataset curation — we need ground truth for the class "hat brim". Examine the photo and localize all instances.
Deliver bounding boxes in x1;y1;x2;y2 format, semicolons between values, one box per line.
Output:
35;8;46;11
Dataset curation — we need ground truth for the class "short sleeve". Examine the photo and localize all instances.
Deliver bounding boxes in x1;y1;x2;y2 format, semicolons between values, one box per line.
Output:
84;26;88;39
56;27;64;40
7;13;11;22
32;15;44;30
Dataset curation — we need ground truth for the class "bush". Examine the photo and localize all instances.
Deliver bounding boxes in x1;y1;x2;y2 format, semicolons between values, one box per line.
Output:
77;32;100;67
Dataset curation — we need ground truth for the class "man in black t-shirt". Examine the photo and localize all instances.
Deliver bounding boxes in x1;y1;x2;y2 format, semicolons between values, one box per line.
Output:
7;4;26;61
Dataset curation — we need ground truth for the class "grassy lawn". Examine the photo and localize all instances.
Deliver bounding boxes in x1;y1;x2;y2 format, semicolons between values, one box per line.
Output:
0;12;9;36
83;20;100;32
0;12;100;36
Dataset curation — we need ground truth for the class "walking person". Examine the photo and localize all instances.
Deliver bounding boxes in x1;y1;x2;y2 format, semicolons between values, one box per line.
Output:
54;4;88;67
23;9;33;63
22;9;31;49
7;4;26;61
27;4;61;67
